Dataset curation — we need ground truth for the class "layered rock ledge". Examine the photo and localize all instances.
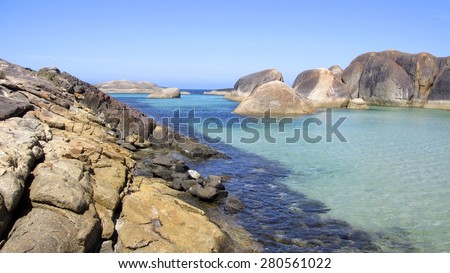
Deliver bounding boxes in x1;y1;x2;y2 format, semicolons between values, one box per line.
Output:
0;58;243;253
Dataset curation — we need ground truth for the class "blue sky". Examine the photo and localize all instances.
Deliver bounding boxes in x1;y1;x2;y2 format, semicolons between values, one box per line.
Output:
1;0;449;88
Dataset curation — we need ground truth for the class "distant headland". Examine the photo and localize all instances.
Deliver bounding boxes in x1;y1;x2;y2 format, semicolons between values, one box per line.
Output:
95;80;182;98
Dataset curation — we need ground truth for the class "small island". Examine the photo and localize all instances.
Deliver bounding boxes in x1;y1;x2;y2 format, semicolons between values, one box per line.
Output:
96;80;181;98
203;88;233;96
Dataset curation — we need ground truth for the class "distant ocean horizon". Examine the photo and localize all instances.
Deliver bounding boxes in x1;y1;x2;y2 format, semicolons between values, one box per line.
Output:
112;92;450;253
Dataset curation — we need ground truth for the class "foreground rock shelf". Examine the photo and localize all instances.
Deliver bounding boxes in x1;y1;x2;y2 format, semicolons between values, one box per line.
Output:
0;58;240;253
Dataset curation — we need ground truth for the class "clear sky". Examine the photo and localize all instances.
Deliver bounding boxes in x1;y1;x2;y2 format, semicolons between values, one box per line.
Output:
1;0;449;88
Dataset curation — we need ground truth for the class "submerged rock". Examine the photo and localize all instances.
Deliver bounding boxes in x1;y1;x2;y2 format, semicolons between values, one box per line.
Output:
206;175;225;190
178;142;227;160
134;152;228;203
224;195;245;213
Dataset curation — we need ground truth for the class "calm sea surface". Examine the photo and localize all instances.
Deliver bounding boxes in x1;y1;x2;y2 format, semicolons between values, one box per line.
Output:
111;91;450;252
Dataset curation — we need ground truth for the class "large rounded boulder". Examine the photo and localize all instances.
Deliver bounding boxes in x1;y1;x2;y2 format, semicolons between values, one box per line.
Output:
292;69;350;108
233;81;314;116
342;52;414;106
341;61;364;98
225;69;283;101
358;56;414;105
378;51;439;99
342;50;450;108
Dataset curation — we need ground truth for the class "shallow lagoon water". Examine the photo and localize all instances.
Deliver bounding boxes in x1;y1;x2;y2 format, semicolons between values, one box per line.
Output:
112;92;450;252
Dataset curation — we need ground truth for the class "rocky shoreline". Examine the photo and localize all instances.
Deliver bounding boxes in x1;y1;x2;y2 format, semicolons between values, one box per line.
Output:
0;59;256;253
2;49;448;253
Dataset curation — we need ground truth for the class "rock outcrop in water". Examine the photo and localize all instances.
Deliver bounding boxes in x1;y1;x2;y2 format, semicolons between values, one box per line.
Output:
203;88;233;96
225;69;284;102
96;80;181;98
230;50;450;115
233;81;315;116
342;50;450;109
347;98;369;110
292;68;351;108
147;87;181;98
0;58;232;253
96;80;163;93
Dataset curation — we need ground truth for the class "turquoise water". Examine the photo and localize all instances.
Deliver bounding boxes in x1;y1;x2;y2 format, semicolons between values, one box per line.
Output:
112;92;450;252
231;107;450;252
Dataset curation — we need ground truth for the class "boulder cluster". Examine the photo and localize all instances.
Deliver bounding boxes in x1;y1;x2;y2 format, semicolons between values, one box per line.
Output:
137;153;228;202
342;51;450;107
228;50;450;116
